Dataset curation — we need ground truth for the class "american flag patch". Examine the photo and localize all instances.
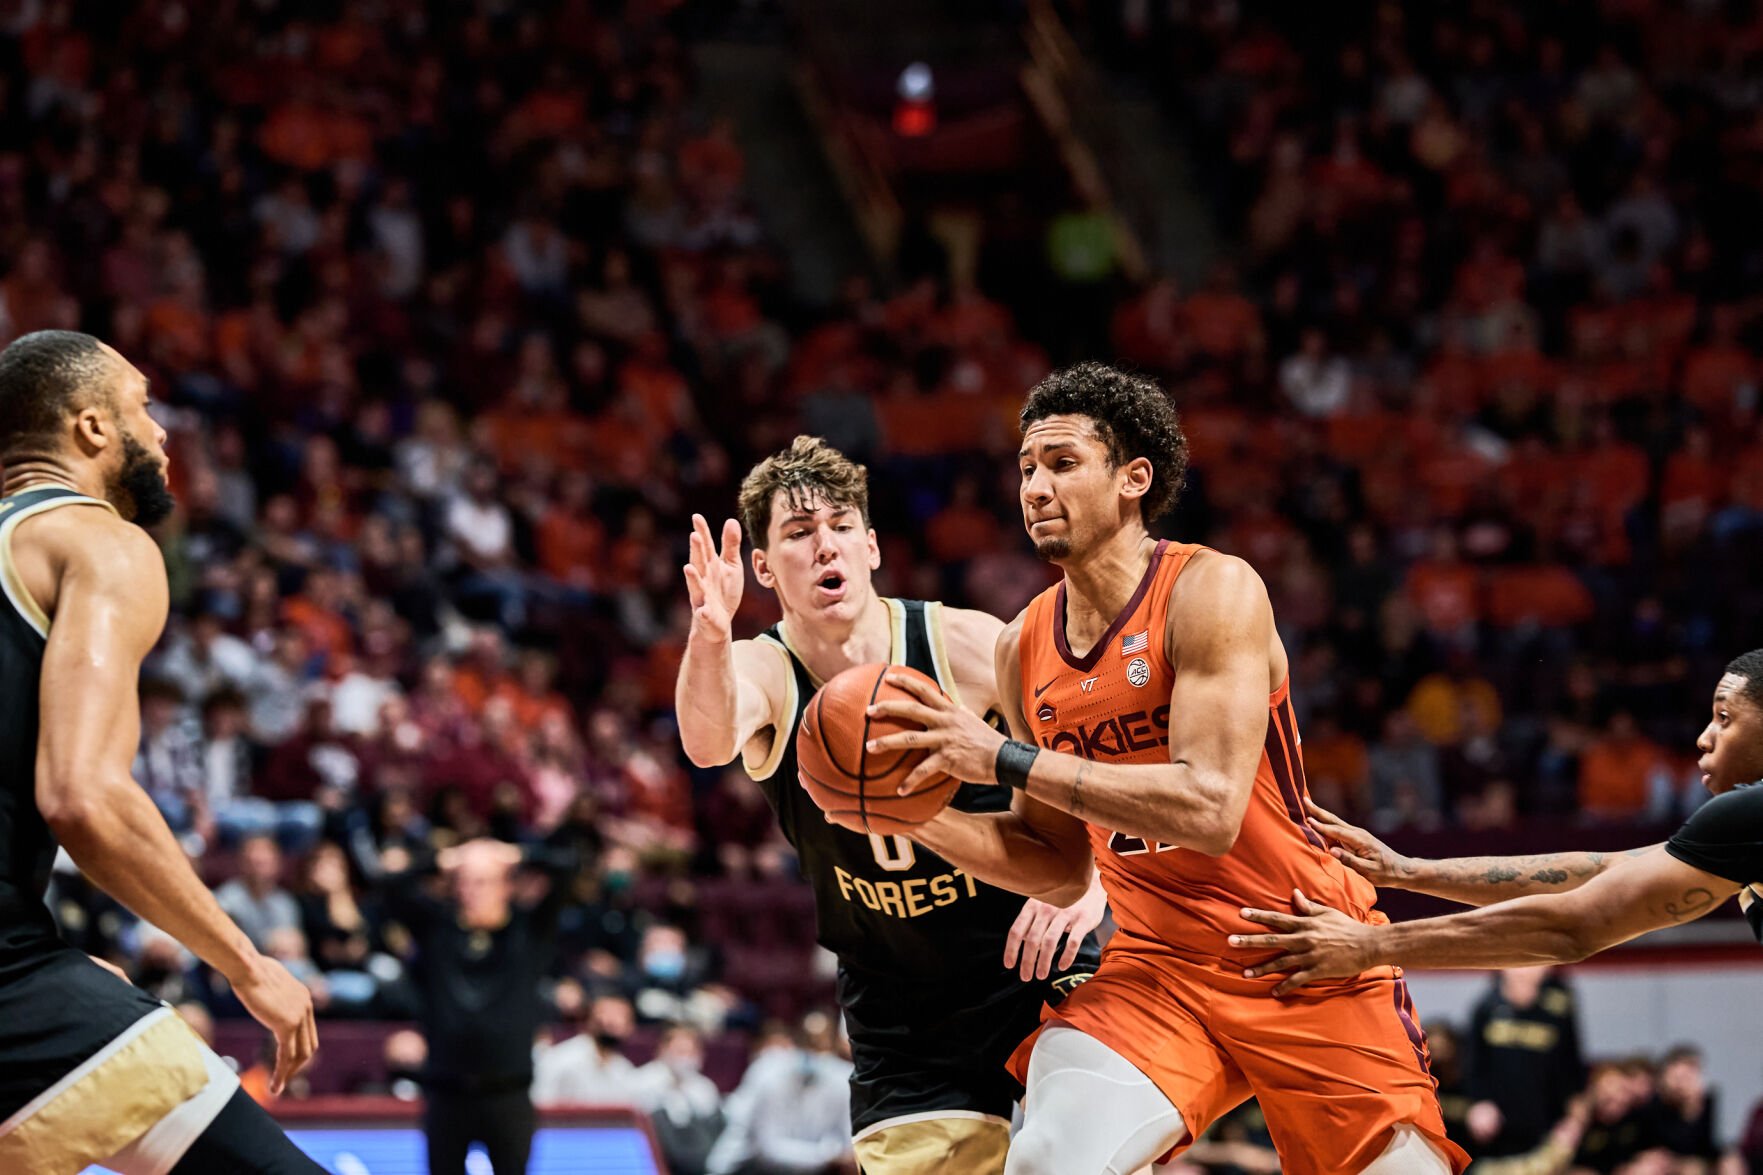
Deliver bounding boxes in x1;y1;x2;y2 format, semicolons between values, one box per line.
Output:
1121;630;1149;656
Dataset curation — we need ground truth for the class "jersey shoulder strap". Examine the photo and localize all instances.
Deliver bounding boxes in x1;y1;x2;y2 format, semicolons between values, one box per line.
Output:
896;598;965;705
0;487;118;640
744;627;804;783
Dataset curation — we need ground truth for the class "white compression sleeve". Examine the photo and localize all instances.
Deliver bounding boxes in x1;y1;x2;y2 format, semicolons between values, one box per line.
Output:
1005;1026;1188;1175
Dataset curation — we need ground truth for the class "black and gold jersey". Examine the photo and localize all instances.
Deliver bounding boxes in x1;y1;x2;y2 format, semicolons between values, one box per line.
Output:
0;485;165;1125
745;598;1099;1131
746;598;1082;982
0;486;117;963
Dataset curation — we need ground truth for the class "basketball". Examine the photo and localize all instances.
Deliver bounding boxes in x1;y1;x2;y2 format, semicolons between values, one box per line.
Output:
797;664;961;835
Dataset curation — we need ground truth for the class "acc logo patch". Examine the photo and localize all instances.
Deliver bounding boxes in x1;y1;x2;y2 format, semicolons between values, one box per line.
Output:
1038;703;1056;723
1126;657;1150;688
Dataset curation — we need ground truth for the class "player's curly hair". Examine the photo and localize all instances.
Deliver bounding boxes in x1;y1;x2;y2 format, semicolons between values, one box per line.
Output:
1726;649;1763;705
1019;362;1189;522
738;435;870;549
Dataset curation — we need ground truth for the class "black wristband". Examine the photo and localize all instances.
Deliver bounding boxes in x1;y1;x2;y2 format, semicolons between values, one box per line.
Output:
995;739;1041;791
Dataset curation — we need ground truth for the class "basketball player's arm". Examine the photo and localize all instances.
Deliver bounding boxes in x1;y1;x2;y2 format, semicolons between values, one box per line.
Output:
940;605;1009;718
676;634;786;768
1302;799;1663;906
1012;551;1271;855
677;515;790;769
873;555;1270;856
1231;853;1744;992
944;607;1108;975
33;519;317;1091
906;615;1096;906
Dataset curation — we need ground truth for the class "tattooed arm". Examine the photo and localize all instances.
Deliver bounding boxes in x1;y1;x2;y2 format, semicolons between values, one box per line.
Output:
1233;848;1744;992
1303;800;1660;907
1380;845;1663;907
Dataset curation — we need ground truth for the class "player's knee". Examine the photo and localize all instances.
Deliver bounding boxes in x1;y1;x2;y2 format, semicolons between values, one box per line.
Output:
1003;1121;1062;1175
1357;1123;1452;1175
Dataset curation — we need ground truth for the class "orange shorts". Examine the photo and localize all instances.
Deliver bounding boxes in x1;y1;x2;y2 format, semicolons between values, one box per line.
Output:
1007;933;1470;1175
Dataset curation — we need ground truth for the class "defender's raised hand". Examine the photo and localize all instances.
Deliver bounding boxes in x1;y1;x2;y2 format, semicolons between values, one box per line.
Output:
682;514;745;639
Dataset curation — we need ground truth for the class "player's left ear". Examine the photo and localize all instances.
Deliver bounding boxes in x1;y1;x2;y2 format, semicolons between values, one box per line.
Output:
866;527;880;571
1118;456;1153;503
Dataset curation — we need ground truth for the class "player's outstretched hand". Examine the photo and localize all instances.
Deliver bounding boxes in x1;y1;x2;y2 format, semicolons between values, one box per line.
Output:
865;670;1007;793
1302;799;1416;889
1228;889;1376;996
233;954;319;1095
682;514;744;640
1004;875;1106;981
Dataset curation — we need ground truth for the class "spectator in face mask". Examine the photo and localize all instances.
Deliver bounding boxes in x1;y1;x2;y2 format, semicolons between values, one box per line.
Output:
632;1025;724;1175
532;994;637;1105
706;1012;856;1175
626;924;731;1030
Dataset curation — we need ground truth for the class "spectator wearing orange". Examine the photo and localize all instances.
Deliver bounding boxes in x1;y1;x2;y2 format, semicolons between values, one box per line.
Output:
1182;261;1264;363
536;471;607;592
281;567;356;669
1577;712;1670;819
1404;528;1481;642
1299;713;1371;816
1679;307;1755;424
925;476;1004;565
490;651;574;736
1658;425;1723;546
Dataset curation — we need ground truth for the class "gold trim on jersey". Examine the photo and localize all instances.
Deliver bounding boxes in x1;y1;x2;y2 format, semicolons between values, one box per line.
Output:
0;493;117;639
0;1007;208;1174
743;634;800;782
757;597;907;781
923;600;963;708
774;596;907;690
885;595;907;665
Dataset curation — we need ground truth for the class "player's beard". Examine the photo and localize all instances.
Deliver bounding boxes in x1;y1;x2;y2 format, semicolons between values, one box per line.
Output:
1032;534;1072;561
112;433;176;527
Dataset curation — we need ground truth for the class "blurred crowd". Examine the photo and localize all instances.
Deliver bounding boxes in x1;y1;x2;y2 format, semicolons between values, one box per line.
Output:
1071;0;1763;830
5;0;1763;1166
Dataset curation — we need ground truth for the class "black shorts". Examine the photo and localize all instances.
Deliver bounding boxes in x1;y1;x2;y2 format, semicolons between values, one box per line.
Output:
0;944;166;1119
839;957;1096;1135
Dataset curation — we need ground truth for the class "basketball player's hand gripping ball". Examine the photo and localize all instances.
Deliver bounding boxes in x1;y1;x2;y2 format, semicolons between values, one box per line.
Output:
866;671;1009;793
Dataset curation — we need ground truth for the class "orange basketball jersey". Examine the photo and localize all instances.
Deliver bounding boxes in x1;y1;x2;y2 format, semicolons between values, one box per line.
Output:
1018;540;1378;958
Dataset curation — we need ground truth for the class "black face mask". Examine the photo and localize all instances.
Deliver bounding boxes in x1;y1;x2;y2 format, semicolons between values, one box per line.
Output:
115;433;175;527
